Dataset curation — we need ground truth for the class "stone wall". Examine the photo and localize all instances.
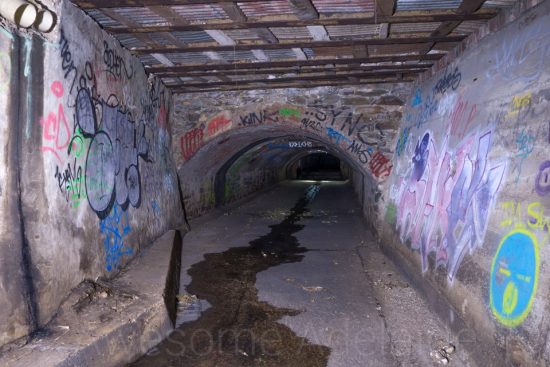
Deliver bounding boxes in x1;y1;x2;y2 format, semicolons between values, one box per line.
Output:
172;86;409;218
0;0;182;346
380;0;550;363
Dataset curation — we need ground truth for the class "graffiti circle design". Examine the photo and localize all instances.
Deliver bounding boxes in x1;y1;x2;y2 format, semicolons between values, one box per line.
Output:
489;229;539;327
85;132;116;216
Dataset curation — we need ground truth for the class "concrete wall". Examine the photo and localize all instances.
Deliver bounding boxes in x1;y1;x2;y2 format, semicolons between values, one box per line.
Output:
381;0;550;363
172;86;408;218
0;0;183;346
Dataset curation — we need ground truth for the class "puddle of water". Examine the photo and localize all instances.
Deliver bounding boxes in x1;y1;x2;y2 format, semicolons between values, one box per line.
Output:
130;185;329;366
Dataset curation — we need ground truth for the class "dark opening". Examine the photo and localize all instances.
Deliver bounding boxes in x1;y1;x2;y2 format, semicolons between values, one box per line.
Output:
292;153;346;181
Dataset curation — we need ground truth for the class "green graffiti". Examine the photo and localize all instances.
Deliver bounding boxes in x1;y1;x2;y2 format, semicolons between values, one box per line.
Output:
279;107;301;119
385;203;397;226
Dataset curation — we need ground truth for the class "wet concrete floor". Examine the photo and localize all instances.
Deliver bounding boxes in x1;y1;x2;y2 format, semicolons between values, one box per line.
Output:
130;181;475;367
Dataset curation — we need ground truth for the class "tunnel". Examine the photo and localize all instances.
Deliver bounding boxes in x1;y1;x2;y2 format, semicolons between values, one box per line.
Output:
0;0;549;366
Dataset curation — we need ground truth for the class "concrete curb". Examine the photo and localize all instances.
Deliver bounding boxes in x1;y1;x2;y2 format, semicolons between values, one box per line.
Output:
0;229;183;367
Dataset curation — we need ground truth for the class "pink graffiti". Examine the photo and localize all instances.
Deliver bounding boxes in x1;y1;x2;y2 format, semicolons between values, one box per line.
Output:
395;129;507;281
40;81;71;164
449;96;477;140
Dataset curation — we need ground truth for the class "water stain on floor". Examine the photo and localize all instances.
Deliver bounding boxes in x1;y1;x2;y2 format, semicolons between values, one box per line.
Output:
131;185;329;367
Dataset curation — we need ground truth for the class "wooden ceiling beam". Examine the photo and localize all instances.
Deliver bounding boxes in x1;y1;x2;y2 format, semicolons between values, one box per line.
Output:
421;0;488;53
219;2;247;22
288;0;319;21
171;77;415;93
74;0;279;9
132;35;465;54
147;53;443;73
167;69;423;88
155;63;433;78
104;11;497;34
218;2;279;57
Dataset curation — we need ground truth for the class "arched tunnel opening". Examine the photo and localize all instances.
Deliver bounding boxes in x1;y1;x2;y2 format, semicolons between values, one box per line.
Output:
212;134;356;210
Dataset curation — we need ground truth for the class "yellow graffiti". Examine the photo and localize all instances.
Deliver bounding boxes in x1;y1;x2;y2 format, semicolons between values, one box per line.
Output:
510;93;531;112
500;201;549;228
490;229;540;328
502;281;518;315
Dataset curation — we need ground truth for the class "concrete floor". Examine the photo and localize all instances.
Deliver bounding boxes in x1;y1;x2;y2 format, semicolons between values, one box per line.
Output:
133;180;477;367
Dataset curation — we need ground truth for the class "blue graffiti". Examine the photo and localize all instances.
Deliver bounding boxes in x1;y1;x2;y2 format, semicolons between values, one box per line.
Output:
490;230;539;327
415;93;438;128
513;128;535;183
411;87;422;107
326;127;351;145
412;132;430;181
100;204;133;272
395;127;411;157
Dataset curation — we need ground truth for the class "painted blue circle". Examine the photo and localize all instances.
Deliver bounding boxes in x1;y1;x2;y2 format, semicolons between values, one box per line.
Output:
490;231;538;324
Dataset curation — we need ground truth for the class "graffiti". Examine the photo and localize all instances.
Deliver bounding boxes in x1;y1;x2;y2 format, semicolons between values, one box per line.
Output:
180;127;204;160
511;94;532;113
300;107;345;133
100;204;133;272
59;29;78;94
433;66;462;95
412;132;429;181
326;127;351;145
288;141;312;148
207;115;231;136
395;127;410;157
512;129;535;182
368;151;392;179
490;229;539;327
535;161;550;196
347;140;371;164
499;201;550;243
40;81;71;163
76;88;150;219
487;21;550;83
437;92;458;118
394;129;507;280
301;117;322;132
279;107;301;119
54;157;86;208
385;203;397;226
239;110;279;126
449;96;477;140
102;41;134;81
338;112;364;137
414;92;438;128
411;87;422;107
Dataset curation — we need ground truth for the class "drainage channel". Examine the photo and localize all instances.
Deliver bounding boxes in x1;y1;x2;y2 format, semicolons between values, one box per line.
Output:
130;185;329;366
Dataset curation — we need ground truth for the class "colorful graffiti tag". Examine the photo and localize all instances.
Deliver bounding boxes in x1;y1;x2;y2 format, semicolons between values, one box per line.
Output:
393;128;507;280
490;229;539;327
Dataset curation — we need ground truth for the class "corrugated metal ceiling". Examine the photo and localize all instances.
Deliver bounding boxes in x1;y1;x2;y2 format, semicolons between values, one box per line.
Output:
69;0;518;92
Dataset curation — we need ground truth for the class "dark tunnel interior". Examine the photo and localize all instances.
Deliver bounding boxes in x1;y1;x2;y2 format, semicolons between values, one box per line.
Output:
292;153;345;181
